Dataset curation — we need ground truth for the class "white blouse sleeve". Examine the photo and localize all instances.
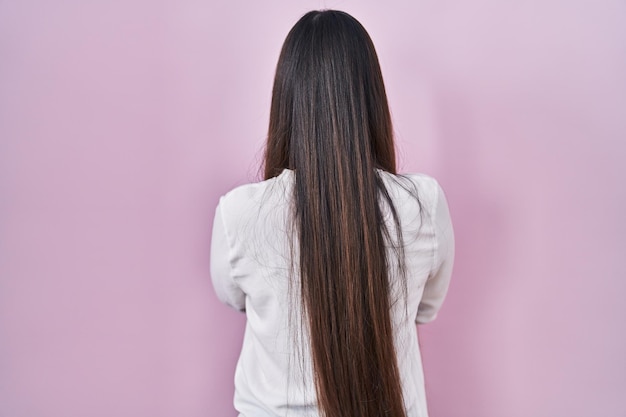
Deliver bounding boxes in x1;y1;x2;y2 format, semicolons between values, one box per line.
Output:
416;180;455;324
210;198;246;311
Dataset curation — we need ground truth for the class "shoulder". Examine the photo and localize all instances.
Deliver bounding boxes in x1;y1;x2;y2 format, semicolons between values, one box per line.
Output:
405;173;444;205
378;170;443;208
216;169;293;223
401;172;441;191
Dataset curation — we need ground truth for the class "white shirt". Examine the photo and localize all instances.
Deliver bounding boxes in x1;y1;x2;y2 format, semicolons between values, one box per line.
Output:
210;169;454;417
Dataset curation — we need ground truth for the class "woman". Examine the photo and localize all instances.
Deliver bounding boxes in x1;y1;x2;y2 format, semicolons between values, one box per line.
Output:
210;9;454;417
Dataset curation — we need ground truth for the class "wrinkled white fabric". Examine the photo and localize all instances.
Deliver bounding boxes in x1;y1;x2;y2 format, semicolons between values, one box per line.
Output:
210;169;455;417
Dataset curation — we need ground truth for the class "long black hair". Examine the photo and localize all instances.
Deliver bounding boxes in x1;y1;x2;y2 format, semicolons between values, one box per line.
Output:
264;10;409;417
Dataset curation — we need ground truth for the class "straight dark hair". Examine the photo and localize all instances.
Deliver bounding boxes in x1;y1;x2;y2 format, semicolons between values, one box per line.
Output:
264;10;408;417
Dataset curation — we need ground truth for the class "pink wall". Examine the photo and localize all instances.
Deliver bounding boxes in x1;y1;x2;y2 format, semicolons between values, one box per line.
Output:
1;1;624;416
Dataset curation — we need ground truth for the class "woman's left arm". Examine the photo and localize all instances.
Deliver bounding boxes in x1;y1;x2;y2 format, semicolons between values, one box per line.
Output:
210;199;246;311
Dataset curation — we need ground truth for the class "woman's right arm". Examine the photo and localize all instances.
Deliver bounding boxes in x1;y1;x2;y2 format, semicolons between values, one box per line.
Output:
415;180;455;324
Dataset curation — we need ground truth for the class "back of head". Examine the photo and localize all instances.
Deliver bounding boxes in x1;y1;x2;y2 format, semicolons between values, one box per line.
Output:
265;10;407;417
265;9;395;179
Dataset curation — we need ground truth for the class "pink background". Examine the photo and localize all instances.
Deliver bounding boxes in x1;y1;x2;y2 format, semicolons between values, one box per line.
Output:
1;1;625;416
